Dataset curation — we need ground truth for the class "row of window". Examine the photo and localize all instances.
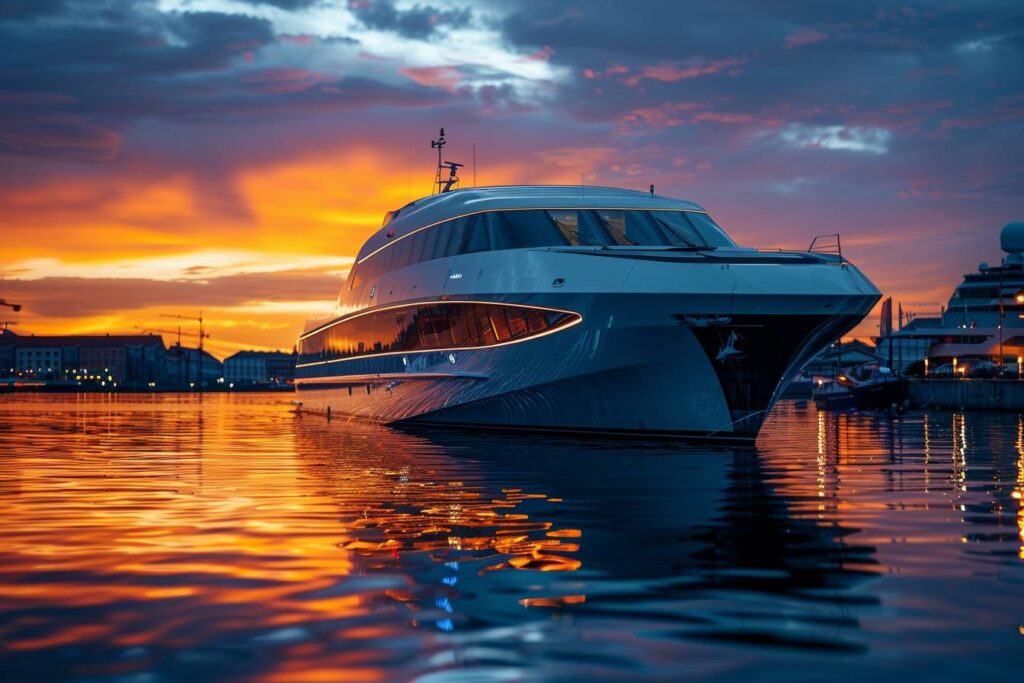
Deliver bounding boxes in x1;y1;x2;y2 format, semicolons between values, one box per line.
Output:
951;303;1024;312
349;209;733;289
298;303;579;364
952;286;1006;299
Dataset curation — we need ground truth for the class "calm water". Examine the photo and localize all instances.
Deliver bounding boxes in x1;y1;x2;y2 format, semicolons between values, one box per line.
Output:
1;395;1023;682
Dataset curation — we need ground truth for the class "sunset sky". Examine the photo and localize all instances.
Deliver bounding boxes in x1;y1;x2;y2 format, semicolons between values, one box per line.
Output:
2;0;1023;357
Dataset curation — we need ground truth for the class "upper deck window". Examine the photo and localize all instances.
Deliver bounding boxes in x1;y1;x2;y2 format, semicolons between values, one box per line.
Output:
348;208;734;289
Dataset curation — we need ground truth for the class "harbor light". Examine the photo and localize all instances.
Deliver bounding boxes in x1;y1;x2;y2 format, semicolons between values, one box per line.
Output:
1016;290;1024;304
952;357;958;378
924;358;929;376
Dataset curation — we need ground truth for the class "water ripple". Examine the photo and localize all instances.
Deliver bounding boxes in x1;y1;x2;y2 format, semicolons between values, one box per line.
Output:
1;394;1023;681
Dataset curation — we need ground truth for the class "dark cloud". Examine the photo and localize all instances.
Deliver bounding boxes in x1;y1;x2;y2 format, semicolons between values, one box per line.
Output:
348;0;471;39
492;0;1024;221
0;109;121;162
245;0;322;8
0;0;69;19
0;3;447;164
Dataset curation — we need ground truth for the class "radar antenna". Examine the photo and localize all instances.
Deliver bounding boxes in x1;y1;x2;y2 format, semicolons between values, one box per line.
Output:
430;128;464;194
440;161;463;193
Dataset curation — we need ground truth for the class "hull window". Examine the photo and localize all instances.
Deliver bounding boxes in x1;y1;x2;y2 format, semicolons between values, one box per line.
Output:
298;302;580;364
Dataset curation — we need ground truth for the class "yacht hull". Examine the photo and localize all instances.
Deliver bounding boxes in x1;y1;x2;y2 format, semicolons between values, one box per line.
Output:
295;292;869;441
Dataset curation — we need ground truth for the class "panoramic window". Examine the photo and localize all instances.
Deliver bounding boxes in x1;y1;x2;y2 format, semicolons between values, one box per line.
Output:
346;209;734;289
298;303;581;364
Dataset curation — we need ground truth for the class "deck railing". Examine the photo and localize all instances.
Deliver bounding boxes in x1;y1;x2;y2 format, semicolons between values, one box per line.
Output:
808;233;843;259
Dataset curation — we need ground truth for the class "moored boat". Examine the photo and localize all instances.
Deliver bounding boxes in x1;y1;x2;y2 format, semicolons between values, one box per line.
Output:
295;137;880;442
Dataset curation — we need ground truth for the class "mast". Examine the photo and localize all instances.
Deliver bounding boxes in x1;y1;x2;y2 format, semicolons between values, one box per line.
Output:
430;127;463;194
431;128;446;194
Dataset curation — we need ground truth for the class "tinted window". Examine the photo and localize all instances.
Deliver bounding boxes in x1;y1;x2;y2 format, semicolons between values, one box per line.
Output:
480;211;524;251
461;213;490;253
348;209;733;289
593;210;635;244
444;216;471;257
419;224;438;262
641;211;700;247
622;211;676;245
682;212;733;247
547;210;581;245
298;303;580;363
592;210;733;248
393;232;414;270
430;220;456;259
506;210;570;247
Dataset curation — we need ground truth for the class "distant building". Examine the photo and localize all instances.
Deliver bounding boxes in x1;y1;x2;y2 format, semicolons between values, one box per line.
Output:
0;332;167;386
15;346;62;378
802;339;884;378
165;345;223;388
224;350;296;386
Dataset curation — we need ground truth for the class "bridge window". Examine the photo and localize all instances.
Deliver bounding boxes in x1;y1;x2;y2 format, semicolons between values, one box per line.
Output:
346;209;733;290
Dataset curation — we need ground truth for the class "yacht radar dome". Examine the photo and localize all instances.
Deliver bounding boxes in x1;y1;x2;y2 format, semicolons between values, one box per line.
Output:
1001;222;1024;266
1001;222;1024;253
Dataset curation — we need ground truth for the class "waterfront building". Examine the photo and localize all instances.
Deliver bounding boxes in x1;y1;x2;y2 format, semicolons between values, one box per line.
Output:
802;340;884;378
14;346;62;379
0;332;167;386
165;345;223;388
223;350;296;386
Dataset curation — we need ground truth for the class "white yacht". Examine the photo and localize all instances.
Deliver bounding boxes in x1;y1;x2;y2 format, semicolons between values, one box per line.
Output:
296;168;879;442
876;222;1024;373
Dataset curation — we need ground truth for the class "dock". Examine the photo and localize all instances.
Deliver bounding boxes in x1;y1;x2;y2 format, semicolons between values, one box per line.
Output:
908;378;1024;411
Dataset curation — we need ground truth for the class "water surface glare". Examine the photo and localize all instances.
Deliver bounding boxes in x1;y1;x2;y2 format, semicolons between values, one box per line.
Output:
1;394;1023;681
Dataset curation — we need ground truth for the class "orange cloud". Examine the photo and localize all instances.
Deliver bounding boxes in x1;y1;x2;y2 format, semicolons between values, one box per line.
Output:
784;28;829;49
623;58;744;87
399;65;463;91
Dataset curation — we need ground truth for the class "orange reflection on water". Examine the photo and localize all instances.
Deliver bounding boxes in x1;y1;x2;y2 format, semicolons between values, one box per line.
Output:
1016;416;1024;559
519;594;586;608
0;394;581;682
762;402;1024;578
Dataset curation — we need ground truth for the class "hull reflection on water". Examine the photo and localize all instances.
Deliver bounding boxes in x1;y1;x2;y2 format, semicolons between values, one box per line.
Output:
293;419;880;662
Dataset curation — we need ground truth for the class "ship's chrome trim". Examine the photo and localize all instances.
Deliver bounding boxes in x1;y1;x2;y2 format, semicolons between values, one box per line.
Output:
295;371;489;384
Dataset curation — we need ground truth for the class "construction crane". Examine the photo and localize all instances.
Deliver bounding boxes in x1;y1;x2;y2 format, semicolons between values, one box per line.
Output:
135;325;212;389
155;312;210;390
134;325;210;346
0;299;22;312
